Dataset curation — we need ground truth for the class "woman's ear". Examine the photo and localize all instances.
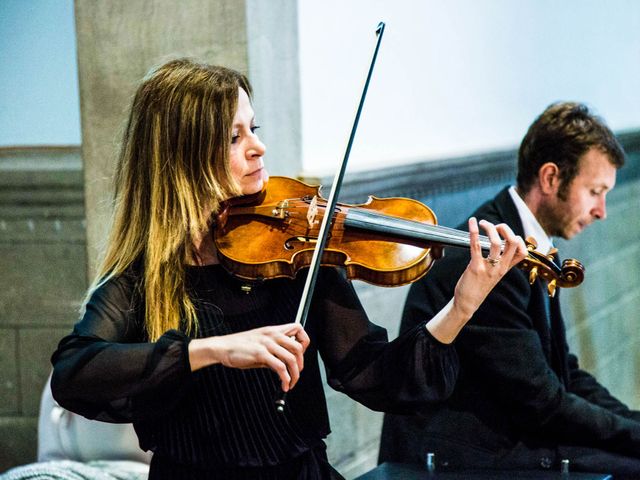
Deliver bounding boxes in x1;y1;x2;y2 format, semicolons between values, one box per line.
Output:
538;162;560;195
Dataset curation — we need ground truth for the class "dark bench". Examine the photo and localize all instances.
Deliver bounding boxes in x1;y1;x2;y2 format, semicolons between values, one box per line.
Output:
355;462;612;479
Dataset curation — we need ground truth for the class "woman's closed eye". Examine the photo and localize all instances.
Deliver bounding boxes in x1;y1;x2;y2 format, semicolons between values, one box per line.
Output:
231;126;260;144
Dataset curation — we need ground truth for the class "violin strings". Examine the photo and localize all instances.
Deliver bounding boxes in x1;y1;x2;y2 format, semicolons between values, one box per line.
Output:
344;207;504;252
278;201;512;253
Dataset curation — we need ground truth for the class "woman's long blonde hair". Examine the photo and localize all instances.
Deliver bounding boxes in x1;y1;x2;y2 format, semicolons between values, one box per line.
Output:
89;59;251;341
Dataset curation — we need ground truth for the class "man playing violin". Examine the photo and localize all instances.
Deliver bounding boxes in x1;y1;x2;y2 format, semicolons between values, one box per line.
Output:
379;102;640;478
49;58;527;480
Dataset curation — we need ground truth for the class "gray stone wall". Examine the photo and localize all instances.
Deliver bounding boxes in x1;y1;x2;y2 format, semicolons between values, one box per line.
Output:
0;146;86;470
557;177;640;404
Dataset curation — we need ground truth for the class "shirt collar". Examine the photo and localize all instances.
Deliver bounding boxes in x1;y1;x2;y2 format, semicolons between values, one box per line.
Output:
508;185;554;254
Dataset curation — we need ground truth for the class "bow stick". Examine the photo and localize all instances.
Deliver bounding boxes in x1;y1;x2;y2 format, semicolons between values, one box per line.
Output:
277;21;386;412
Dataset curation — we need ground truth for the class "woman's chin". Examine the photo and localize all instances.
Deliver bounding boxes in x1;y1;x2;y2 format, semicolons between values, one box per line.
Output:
242;180;266;196
239;170;269;196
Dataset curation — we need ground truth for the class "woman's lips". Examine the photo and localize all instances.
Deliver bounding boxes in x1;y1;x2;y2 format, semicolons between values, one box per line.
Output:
247;167;264;178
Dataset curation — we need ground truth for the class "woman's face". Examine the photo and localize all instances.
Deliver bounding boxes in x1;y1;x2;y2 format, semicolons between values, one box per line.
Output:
228;88;268;196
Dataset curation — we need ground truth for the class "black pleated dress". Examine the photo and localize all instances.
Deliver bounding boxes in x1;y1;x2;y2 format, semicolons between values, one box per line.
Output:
51;264;458;479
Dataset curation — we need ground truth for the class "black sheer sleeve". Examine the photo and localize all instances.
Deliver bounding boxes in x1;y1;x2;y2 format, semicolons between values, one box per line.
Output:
311;269;459;413
50;273;193;423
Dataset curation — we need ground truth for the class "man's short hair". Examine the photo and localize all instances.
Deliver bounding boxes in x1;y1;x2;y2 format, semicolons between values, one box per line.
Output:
517;102;625;198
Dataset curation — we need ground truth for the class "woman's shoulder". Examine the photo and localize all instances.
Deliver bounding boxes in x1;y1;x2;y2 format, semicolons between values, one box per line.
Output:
86;261;145;318
95;259;143;295
76;263;145;340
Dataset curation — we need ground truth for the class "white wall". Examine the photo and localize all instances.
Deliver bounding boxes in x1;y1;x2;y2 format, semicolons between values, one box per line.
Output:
297;0;640;176
0;0;80;146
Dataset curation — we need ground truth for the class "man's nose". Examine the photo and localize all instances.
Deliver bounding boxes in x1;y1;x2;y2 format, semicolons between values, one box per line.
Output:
593;196;607;220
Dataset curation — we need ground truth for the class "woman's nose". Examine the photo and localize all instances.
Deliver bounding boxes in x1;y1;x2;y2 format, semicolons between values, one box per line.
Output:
248;132;266;158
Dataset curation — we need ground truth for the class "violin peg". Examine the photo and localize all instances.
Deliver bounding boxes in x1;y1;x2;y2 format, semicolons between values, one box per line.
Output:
525;236;538;251
528;266;538;285
548;247;558;257
547;279;557;298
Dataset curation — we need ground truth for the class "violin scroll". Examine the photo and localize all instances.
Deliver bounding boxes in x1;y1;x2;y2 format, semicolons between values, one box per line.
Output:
519;237;585;297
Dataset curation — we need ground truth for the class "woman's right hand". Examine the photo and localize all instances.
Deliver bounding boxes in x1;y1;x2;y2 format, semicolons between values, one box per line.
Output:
188;323;310;392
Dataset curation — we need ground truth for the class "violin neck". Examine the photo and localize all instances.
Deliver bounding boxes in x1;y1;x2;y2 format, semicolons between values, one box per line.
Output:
345;208;498;252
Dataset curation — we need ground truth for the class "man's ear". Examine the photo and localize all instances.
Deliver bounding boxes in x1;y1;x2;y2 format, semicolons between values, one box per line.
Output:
539;162;560;195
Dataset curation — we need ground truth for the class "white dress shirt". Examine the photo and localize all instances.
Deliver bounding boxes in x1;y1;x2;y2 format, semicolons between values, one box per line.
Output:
508;186;554;254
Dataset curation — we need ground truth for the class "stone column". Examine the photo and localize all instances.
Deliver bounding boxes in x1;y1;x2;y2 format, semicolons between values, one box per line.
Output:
75;0;301;277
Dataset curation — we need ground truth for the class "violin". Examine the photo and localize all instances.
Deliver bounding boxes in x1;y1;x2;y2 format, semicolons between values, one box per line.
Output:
214;176;585;297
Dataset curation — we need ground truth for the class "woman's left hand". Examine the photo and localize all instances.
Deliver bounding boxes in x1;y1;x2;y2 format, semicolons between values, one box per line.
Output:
426;217;527;343
452;217;527;319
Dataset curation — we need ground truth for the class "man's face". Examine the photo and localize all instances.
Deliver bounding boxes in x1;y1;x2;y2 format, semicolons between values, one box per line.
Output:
540;147;617;240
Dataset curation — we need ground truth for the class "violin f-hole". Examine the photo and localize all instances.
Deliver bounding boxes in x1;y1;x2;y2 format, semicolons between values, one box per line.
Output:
284;236;319;250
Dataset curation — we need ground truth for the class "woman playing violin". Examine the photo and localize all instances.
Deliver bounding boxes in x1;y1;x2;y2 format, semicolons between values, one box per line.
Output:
51;58;526;480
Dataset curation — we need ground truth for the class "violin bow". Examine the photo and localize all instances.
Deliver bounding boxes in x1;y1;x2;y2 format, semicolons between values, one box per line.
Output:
277;21;386;412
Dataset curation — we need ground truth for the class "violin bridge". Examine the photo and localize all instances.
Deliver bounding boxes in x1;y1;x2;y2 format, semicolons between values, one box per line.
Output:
306;195;319;227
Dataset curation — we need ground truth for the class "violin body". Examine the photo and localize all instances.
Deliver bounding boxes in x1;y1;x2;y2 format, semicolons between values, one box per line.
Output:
215;176;584;295
215;176;439;286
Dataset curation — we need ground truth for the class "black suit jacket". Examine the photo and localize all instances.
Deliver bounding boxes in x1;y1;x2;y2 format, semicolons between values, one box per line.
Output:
379;187;640;470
